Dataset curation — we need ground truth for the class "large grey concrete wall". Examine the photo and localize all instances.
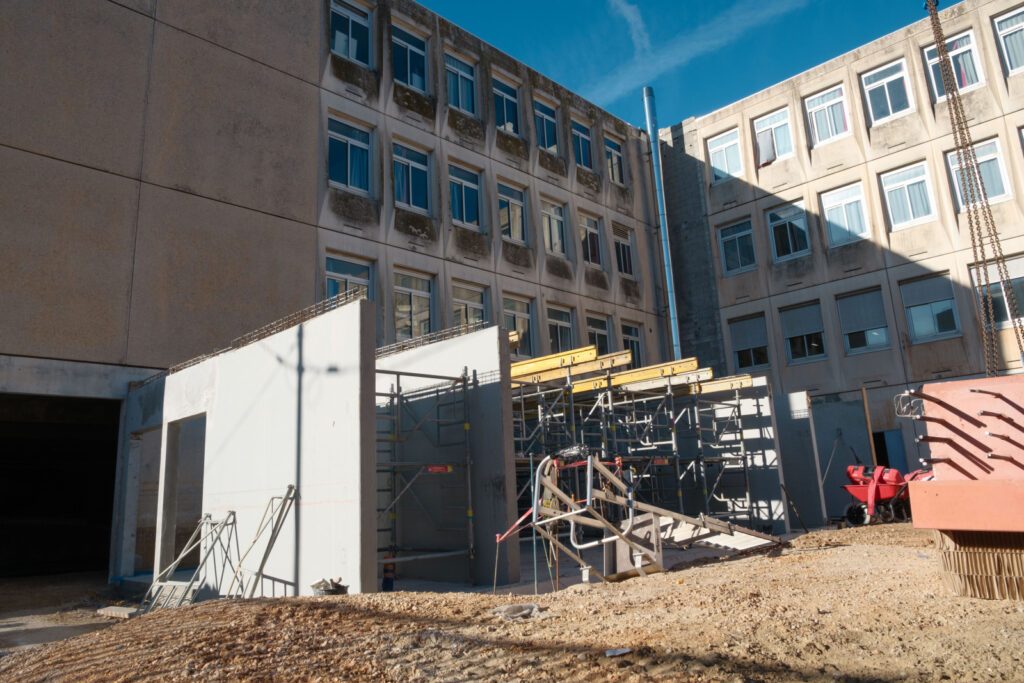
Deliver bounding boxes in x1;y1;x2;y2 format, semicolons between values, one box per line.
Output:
155;299;375;595
376;326;519;585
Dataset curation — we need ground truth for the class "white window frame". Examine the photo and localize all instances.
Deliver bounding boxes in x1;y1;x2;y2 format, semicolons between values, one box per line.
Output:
586;315;611;355
580;214;602;267
605;136;625;184
534;99;559;155
498;183;526;243
946;138;1012;212
330;1;371;67
861;59;915;126
444;53;476;115
393;270;432;341
996;7;1024;76
503;296;533;358
327;118;371;195
547;305;574;353
448;163;481;229
821;182;870;247
493;78;520;135
571;121;593;169
326;254;373;300
718;220;756;275
621;322;643;369
393;142;430;214
924;30;985;102
880;162;935;230
613;226;634;278
707;128;742;184
542;200;566;256
752;107;793;167
392;25;427;93
767;203;810;263
452;281;486;326
805;84;851;148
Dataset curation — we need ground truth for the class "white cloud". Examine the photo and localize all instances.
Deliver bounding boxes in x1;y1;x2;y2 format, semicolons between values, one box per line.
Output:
607;0;651;57
585;0;809;107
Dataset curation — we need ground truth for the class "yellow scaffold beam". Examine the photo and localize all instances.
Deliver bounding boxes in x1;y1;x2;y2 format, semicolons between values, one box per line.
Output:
511;345;599;378
515;350;633;385
570;357;701;394
683;374;754;395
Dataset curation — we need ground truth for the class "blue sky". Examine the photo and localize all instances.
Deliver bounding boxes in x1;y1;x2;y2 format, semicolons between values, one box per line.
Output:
418;0;963;128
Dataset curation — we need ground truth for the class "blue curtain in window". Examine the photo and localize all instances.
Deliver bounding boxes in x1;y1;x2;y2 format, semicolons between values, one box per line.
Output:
349;145;368;191
393;161;407;204
449;181;462;221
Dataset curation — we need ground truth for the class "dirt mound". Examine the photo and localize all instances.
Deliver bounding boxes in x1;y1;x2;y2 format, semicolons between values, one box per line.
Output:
2;524;1021;682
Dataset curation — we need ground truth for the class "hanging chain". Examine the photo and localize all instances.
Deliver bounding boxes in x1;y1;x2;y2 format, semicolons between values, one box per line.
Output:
926;0;1024;375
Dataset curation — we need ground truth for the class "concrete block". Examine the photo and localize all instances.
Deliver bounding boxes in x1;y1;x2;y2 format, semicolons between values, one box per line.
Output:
97;605;140;619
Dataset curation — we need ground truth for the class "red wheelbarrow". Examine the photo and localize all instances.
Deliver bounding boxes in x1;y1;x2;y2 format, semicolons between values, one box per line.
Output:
842;465;932;525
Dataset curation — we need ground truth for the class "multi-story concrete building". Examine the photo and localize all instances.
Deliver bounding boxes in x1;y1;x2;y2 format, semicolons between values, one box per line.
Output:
0;0;669;578
663;0;1024;525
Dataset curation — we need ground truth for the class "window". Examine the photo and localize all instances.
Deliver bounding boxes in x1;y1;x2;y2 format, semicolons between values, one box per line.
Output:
780;302;826;362
393;143;429;212
805;85;849;146
445;54;475;115
837;289;889;353
753;108;792;167
548;307;574;353
452;282;485;326
972;257;1024;327
821;183;868;246
587;316;610;355
330;2;370;66
613;225;634;277
719;220;756;274
946;139;1010;211
708;129;742;183
392;25;426;92
448;164;480;227
493;79;520;135
767;203;809;262
881;163;934;229
498;183;526;242
394;271;431;341
580;214;602;266
996;8;1024;75
605;137;624;184
504;297;532;357
729;315;769;370
328;119;370;193
925;31;983;100
571;122;592;169
901;275;960;342
542;201;566;255
326;256;372;299
621;323;643;369
862;60;913;125
534;100;558;154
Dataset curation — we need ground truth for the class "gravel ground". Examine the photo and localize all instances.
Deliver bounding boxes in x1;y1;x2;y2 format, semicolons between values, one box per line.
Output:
2;524;1022;682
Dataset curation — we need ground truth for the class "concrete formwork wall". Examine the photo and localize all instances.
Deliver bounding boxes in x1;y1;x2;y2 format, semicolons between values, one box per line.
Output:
376;326;519;585
809;395;874;521
155;299;375;596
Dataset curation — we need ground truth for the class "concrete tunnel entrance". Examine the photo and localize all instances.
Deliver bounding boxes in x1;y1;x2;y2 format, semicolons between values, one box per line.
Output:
0;394;121;577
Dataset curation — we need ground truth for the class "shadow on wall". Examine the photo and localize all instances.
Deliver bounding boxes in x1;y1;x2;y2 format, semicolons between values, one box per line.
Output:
662;128;1014;526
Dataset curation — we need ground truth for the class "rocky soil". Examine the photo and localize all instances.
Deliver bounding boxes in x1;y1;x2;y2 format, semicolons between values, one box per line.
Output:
2;524;1022;681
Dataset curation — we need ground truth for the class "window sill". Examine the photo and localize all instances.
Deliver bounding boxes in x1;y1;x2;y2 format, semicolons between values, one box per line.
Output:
737;363;771;372
584;262;603;270
889;215;935;232
957;194;1013;213
396;81;428;96
453;220;482;232
811;131;852;150
711;175;743;187
934;81;985;103
501;236;528;246
909;332;962;345
328;181;371;198
722;265;758;278
772;250;811;264
786;354;827;367
757;153;794;169
869;108;916;128
844;344;890;357
330;51;373;71
449;106;478;118
828;233;869;249
395;202;430;216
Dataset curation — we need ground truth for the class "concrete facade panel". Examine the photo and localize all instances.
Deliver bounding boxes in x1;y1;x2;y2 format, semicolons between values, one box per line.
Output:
126;184;317;369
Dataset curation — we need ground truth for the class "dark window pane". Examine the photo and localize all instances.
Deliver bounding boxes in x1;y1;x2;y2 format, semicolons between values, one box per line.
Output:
351;20;369;65
807;332;825;356
460;78;474;114
446;70;459;107
393;43;408;84
331;12;349;56
751;346;769;366
868;85;890;120
329;137;348;185
465;186;478;224
887;79;908;112
847;330;867;349
788;336;806;359
935;304;958;333
449;180;462;221
410;53;426;91
411;167;428;209
507;101;519;133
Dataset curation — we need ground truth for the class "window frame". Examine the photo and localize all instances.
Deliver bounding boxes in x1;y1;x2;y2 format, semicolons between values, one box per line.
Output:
780;302;827;365
971;256;1024;329
498;182;526;243
391;25;428;93
392;142;430;214
767;202;810;263
880;161;936;230
924;29;985;102
534;99;559;155
861;58;915;126
718;219;757;275
541;200;566;256
621;322;643;369
605;136;625;184
586;315;611;355
327;117;372;195
804;84;851;148
393;270;432;342
326;254;373;300
613;226;634;278
452;281;486;327
821;182;870;247
836;288;890;355
728;314;771;371
579;213;602;267
444;53;476;116
707;128;743;184
448;163;481;229
571;121;593;170
900;275;962;344
752;107;793;167
330;1;372;67
945;138;1012;212
547;305;574;354
996;7;1024;76
493;78;520;135
503;296;533;358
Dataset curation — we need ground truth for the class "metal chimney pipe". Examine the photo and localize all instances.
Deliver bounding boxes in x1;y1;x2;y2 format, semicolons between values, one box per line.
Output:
642;86;683;361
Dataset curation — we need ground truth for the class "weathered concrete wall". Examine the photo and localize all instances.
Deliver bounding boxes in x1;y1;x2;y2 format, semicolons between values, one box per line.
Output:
155;299;375;595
